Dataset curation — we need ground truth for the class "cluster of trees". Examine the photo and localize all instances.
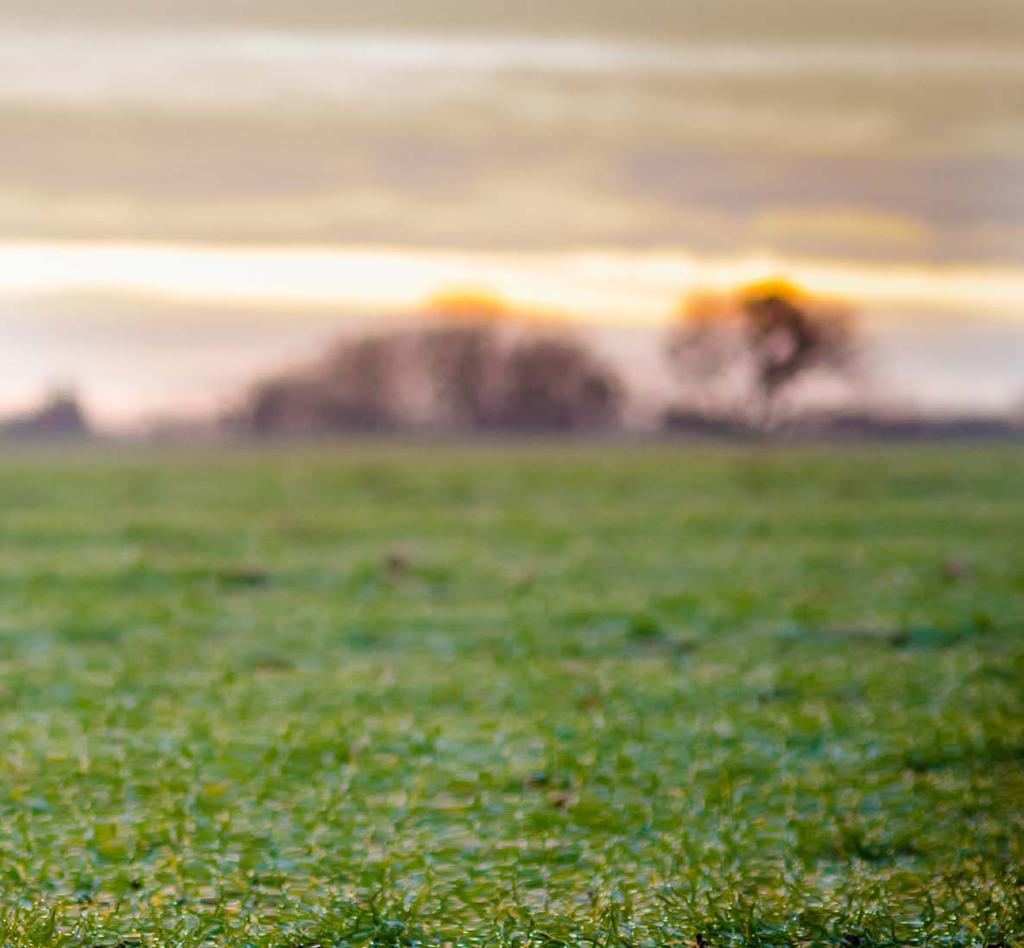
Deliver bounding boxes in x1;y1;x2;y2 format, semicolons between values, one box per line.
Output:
233;307;624;436
10;281;1022;440
232;280;860;436
0;281;864;440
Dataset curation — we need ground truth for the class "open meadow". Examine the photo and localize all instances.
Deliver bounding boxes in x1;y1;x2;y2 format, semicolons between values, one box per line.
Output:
0;442;1022;946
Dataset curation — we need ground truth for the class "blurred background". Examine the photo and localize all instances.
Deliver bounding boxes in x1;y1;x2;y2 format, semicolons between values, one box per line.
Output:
2;0;1023;437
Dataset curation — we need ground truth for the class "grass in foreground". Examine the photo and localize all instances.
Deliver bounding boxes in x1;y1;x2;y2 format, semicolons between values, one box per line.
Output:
0;442;1021;945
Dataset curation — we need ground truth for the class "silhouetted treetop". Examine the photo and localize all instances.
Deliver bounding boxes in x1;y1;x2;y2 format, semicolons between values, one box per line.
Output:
666;278;860;428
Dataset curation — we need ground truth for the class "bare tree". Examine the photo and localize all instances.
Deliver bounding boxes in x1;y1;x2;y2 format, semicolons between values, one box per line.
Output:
666;279;859;428
242;334;402;436
248;377;308;435
417;325;501;430
319;334;401;431
494;336;623;432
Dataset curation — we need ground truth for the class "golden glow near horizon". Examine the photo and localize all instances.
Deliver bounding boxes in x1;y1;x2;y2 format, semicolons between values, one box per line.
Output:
4;241;1024;326
3;2;1023;424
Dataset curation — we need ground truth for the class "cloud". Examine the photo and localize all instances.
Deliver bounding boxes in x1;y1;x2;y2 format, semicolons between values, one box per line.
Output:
4;0;1024;43
1;99;1022;262
623;148;1024;245
750;208;931;257
0;23;1019;261
1;28;1020;118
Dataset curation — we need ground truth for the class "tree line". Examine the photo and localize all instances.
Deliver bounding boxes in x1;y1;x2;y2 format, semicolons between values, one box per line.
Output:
231;320;624;436
230;281;860;436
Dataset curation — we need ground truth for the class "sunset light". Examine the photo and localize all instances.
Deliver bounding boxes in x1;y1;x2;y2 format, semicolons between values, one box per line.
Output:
5;241;1024;323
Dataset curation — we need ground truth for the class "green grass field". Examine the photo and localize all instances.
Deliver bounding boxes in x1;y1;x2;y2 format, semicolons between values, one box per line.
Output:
0;442;1022;946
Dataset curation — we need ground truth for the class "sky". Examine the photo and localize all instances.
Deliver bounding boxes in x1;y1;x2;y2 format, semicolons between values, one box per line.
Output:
2;0;1022;427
